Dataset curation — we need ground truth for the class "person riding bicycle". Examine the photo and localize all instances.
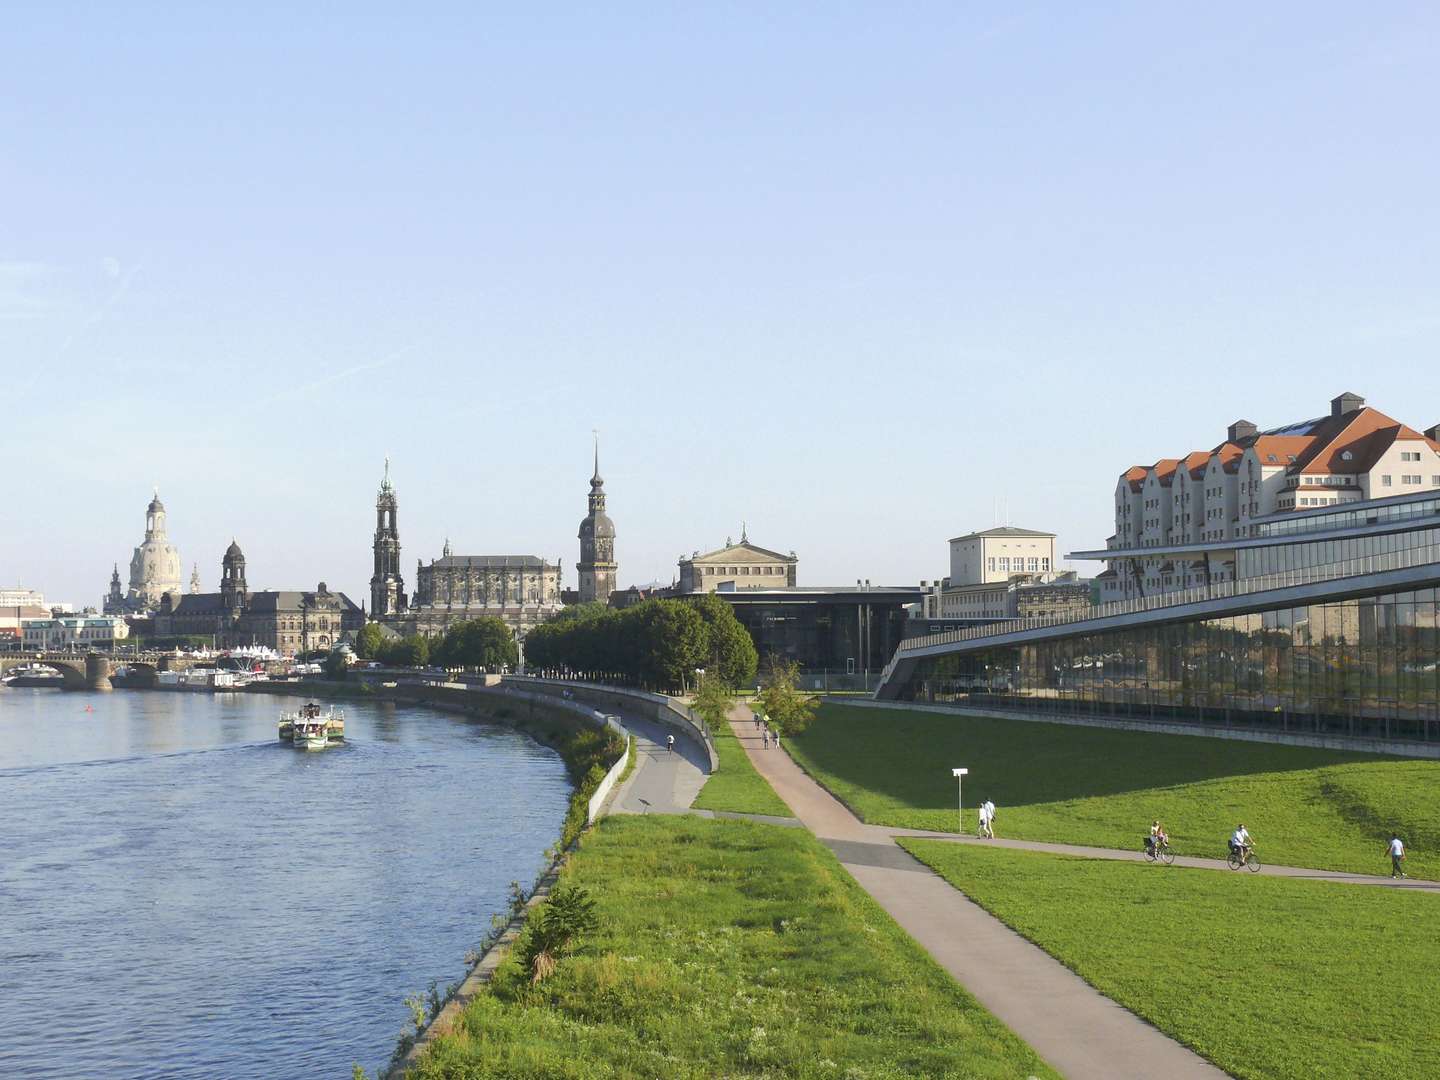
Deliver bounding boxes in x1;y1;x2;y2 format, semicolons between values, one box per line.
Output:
1229;823;1253;863
1147;820;1168;855
666;734;675;754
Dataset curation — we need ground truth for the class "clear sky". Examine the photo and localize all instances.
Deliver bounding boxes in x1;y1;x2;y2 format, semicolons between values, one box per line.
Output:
5;5;1440;607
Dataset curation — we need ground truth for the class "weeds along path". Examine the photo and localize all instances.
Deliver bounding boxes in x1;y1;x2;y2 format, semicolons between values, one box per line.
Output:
726;706;1228;1080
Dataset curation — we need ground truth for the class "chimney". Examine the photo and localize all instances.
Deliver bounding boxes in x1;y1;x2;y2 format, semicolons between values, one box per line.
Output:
1331;392;1365;418
1227;419;1258;442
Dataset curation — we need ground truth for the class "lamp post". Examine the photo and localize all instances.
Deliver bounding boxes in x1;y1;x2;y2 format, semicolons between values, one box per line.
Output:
952;767;969;834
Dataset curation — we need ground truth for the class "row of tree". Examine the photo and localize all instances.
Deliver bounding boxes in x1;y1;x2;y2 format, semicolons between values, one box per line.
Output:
352;616;519;671
523;595;758;692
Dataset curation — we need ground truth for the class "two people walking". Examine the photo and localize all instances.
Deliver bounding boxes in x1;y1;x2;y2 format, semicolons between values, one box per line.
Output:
977;798;996;838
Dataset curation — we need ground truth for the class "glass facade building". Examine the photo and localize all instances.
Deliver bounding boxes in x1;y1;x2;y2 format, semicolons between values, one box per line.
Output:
895;584;1440;742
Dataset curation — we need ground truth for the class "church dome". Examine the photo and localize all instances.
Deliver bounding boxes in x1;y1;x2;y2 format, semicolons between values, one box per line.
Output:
225;540;244;559
148;493;165;514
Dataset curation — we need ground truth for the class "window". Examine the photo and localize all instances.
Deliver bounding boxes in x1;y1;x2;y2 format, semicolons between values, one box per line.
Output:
1383;475;1393;487
1402;451;1421;462
1404;475;1422;485
1042;557;1050;570
987;558;996;571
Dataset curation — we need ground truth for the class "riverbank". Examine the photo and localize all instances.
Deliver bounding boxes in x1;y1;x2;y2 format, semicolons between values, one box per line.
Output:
405;815;1054;1079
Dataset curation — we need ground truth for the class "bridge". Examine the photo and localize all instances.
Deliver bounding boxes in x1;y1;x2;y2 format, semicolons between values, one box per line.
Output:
0;652;198;691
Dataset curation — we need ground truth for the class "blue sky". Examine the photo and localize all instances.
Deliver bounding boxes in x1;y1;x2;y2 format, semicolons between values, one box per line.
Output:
5;5;1440;606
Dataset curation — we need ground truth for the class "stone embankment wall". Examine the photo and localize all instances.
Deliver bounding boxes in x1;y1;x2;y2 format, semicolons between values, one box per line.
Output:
503;675;719;772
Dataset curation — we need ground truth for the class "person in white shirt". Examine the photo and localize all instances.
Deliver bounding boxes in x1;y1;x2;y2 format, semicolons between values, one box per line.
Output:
977;803;989;837
1388;834;1407;879
1230;824;1252;862
981;799;996;838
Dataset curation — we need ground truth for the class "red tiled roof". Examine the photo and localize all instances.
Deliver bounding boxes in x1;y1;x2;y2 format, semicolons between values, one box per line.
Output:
1291;406;1440;475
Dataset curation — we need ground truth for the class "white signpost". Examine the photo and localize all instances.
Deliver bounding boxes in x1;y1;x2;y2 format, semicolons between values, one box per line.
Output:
952;767;969;835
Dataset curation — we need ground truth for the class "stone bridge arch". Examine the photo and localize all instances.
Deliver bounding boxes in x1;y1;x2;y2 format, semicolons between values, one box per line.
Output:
0;654;89;689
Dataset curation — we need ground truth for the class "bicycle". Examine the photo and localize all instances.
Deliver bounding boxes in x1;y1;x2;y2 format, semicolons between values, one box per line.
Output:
1144;838;1175;865
1226;845;1261;872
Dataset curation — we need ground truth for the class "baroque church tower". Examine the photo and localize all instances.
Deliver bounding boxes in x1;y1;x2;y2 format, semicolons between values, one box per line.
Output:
370;458;407;618
220;541;248;616
577;441;617;604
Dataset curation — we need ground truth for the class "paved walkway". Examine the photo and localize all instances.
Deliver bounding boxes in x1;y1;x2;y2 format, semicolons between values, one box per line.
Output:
607;712;708;815
881;828;1440;892
728;709;1227;1080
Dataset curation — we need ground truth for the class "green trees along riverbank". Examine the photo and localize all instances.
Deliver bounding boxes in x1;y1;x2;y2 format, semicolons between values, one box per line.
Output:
524;595;758;691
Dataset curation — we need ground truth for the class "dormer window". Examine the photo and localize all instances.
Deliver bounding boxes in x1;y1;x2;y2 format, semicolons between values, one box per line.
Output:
1341;450;1353;462
1266;454;1277;463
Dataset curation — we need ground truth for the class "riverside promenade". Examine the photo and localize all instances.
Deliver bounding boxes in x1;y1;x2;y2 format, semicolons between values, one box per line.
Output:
727;707;1227;1080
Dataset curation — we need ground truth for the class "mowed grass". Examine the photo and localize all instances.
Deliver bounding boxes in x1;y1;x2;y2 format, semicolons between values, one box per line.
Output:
692;719;794;818
899;840;1440;1080
411;816;1055;1079
787;704;1440;878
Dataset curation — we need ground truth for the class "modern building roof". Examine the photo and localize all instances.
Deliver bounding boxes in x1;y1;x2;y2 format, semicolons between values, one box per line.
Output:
948;527;1057;543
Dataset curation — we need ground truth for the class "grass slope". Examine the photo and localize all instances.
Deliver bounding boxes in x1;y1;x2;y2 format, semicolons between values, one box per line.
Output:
787;704;1440;878
692;721;793;817
899;840;1440;1080
412;817;1055;1079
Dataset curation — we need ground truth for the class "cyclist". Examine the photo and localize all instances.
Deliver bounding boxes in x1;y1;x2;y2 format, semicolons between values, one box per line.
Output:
666;734;675;754
1229;823;1253;864
1146;820;1162;856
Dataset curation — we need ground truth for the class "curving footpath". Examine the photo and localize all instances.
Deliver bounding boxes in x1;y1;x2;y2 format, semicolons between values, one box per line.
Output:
605;710;708;815
727;707;1227;1080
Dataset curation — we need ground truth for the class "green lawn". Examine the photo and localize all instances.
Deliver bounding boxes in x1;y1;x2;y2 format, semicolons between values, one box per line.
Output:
692;720;794;818
899;840;1440;1080
411;816;1055;1079
787;704;1440;878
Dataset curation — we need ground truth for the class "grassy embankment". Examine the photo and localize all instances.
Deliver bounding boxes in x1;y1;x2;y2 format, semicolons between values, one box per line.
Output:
787;703;1440;878
692;717;793;818
899;840;1440;1080
410;816;1055;1079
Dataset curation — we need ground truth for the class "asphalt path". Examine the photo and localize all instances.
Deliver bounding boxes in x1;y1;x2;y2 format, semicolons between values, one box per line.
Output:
728;706;1227;1080
606;710;708;816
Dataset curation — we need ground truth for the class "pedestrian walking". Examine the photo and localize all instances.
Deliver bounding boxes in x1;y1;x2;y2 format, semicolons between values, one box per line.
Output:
762;729;770;749
977;804;989;837
773;731;781;751
1388;834;1407;879
982;799;997;838
753;710;761;730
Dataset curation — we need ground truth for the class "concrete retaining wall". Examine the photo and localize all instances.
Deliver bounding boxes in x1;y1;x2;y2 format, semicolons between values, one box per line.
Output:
830;696;1440;759
504;676;719;773
587;735;632;823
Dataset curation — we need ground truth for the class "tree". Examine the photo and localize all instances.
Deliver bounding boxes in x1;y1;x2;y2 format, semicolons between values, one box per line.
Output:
691;670;735;731
686;593;759;687
434;617;518;671
354;622;385;659
757;655;817;736
630;600;708;690
323;648;350;680
382;634;430;668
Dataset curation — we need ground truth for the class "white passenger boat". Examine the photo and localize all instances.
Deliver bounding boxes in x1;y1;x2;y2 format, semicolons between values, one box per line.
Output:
278;702;345;749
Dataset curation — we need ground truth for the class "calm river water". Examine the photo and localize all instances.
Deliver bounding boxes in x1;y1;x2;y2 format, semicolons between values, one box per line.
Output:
0;686;572;1079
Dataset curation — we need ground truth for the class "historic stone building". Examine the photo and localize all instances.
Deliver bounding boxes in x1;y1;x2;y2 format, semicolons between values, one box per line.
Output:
577;445;617;605
370;464;564;639
152;542;363;654
370;459;407;618
678;530;798;593
119;492;184;612
408;546;563;638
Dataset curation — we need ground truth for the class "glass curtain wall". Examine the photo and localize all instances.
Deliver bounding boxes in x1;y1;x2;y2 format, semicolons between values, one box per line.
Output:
899;586;1440;742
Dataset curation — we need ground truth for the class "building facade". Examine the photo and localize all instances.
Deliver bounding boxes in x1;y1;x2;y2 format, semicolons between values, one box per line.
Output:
408;549;564;637
151;543;362;654
912;527;1088;622
881;479;1440;747
577;446;617;605
124;492;184;611
370;460;407;618
678;531;798;593
1103;394;1440;602
22;613;130;650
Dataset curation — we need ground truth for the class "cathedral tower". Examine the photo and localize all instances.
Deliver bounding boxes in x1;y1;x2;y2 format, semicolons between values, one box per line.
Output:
221;541;248;615
577;441;617;604
370;458;406;618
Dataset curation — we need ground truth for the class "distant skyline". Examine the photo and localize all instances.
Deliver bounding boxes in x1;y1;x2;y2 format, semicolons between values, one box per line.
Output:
5;5;1440;606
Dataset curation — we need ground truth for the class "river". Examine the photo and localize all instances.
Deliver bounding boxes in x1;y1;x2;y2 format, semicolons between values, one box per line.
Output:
0;686;573;1079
